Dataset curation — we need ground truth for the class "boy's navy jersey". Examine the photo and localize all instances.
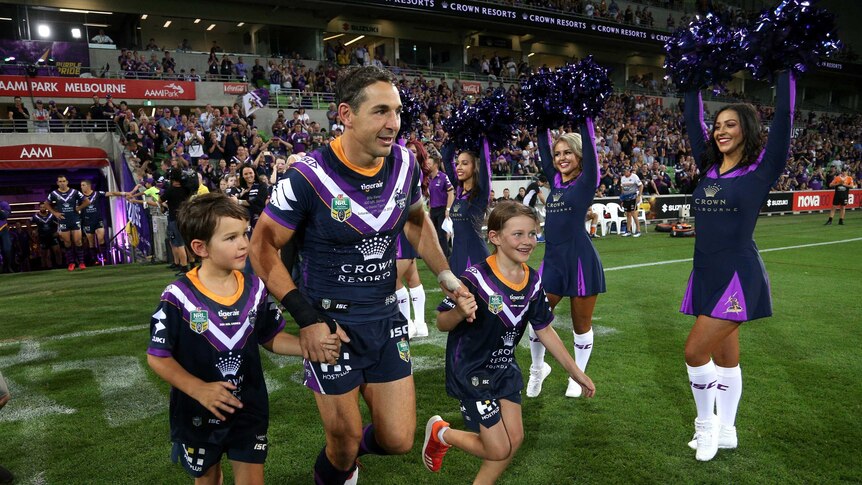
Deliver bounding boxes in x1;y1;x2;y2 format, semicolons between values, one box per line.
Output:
537;120;606;297
31;212;58;237
680;71;795;322
146;268;285;445
264;137;421;325
439;256;553;400
47;188;84;224
447;139;492;277
81;191;106;224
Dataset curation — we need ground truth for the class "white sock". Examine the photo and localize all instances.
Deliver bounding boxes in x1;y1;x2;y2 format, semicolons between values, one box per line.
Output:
528;325;546;370
437;426;450;446
396;287;410;321
715;364;742;427
573;328;594;372
687;360;718;421
409;284;426;326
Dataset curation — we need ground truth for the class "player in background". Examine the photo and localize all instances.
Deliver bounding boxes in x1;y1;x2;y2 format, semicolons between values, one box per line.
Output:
824;166;854;225
423;201;595;482
47;174;90;271
79;180;127;266
30;202;62;269
619;166;643;237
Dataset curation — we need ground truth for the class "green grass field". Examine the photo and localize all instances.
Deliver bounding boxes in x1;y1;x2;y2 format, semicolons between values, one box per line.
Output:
1;211;860;484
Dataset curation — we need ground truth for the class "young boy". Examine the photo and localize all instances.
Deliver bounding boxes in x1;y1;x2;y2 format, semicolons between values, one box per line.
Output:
147;193;337;484
422;201;596;483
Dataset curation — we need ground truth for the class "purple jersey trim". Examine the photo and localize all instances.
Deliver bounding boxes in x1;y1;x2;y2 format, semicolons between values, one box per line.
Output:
147;347;172;357
263;206;297;230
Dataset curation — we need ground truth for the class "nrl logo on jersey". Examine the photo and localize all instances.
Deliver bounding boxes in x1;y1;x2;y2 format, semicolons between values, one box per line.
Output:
190;309;209;334
394;188;407;209
330;194;352;222
396;338;411;363
488;294;504;314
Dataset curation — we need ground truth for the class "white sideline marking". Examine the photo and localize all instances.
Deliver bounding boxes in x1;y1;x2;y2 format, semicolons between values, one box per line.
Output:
604;236;862;271
0;324;148;348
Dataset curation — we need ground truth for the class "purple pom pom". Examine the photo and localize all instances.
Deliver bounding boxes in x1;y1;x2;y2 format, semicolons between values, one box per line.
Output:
444;89;516;152
521;58;613;129
569;56;614;120
663;13;744;92
398;87;424;138
742;0;842;82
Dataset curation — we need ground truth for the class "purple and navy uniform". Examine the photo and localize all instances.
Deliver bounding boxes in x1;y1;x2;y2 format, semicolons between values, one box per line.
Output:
81;191;106;234
537;120;606;297
47;188;84;232
448;138;492;277
438;256;553;431
264;138;421;395
31;212;59;249
680;71;795;322
146;268;285;477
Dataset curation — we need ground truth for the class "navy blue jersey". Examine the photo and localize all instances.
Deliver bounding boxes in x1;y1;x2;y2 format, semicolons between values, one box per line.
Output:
147;268;285;445
264;138;421;325
537;121;606;296
680;71;795;322
81;190;106;224
31;212;58;237
448;138;492;277
439;256;553;400
47;188;84;223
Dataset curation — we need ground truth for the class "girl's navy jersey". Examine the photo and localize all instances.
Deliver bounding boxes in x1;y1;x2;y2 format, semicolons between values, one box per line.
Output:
680;71;795;322
264;137;421;325
439;256;553;400
47;188;84;223
446;139;492;277
81;191;106;224
537;120;606;297
147;268;285;445
31;212;58;237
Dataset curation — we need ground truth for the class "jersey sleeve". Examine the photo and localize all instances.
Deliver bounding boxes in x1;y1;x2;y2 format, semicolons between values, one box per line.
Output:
537;128;557;182
756;70;796;184
527;283;554;331
146;288;183;358
683;90;711;173
256;291;287;345
263;167;313;231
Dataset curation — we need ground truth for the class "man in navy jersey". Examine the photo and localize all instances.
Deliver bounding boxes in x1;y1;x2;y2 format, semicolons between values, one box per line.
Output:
30;202;61;269
47;175;90;271
250;65;470;484
80;180;126;265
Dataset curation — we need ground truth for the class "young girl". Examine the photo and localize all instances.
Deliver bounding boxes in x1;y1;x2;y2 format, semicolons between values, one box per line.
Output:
423;201;595;483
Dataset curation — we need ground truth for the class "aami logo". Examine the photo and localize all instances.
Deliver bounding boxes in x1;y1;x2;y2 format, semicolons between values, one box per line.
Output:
797;195;821;208
144;83;186;98
20;146;52;158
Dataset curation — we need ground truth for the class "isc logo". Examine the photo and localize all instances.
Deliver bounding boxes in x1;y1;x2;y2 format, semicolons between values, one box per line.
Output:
254;443;267;450
797;195;821;208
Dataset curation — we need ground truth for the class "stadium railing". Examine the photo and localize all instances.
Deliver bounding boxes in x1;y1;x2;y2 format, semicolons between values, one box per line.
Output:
0;119;117;133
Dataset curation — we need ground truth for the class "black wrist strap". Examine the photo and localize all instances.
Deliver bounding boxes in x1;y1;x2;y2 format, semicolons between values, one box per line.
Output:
280;289;319;329
280;289;337;333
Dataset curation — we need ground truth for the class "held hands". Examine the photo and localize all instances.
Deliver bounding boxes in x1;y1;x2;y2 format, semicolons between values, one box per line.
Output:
299;321;350;365
191;381;243;421
454;293;478;322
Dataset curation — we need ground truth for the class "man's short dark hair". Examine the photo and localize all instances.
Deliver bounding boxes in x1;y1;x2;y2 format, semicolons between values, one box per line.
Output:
177;192;248;254
335;66;396;112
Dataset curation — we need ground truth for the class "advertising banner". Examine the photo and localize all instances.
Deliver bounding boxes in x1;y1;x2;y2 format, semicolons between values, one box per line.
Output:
461;80;483;95
0;40;90;77
223;82;248;95
0;75;197;100
792;189;862;211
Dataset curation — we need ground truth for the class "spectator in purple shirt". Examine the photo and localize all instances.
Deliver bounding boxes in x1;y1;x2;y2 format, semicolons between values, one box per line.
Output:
287;124;309;154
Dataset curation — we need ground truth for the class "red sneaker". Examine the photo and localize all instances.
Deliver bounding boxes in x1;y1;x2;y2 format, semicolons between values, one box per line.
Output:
78;263;86;270
68;263;76;272
422;415;451;472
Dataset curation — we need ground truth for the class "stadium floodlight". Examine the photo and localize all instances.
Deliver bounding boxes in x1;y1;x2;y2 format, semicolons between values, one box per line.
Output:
4;56;15;64
528;52;535;57
60;8;112;15
237;22;245;27
323;33;344;41
207;23;216;31
0;17;12;21
141;14;148;20
194;18;201;24
37;24;50;38
163;20;171;28
71;28;81;38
